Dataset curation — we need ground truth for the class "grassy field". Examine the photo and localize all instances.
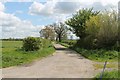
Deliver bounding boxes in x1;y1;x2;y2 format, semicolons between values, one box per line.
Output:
60;42;119;62
1;40;55;68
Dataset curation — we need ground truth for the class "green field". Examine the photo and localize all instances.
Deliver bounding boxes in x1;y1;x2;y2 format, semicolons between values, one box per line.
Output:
1;40;55;68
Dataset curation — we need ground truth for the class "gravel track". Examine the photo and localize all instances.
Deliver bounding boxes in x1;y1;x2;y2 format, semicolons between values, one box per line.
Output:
2;44;116;78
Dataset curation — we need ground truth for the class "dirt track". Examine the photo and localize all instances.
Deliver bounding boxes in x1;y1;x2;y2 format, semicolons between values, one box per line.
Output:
2;44;114;78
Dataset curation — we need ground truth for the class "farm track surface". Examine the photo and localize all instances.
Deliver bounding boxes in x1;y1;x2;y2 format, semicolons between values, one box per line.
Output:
2;44;117;78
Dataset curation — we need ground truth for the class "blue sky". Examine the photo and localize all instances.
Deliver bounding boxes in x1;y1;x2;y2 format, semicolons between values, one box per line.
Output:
4;2;55;25
0;0;119;39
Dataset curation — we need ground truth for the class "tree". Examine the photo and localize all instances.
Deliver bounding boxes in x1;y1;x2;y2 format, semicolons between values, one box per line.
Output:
65;8;99;48
65;8;99;39
51;22;68;42
85;10;118;49
39;25;55;40
85;15;101;48
96;11;118;49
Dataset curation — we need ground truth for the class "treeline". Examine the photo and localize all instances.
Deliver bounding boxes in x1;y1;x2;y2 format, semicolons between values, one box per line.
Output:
65;8;119;51
1;38;23;41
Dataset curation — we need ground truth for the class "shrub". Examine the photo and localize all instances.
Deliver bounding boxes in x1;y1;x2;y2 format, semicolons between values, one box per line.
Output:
22;37;41;51
41;38;52;48
85;11;118;49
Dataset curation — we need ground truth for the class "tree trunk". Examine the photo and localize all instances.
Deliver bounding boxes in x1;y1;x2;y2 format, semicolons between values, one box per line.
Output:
58;34;61;42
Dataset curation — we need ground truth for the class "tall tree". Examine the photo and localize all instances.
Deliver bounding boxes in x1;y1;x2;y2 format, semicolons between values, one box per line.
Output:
39;25;55;40
65;8;99;48
65;8;99;39
51;22;68;42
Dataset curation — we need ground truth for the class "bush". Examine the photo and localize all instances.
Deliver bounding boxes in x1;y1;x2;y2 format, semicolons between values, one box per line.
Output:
22;37;41;51
86;11;118;49
41;38;52;48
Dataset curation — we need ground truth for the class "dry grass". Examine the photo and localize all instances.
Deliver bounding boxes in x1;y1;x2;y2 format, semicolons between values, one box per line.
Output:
93;63;118;70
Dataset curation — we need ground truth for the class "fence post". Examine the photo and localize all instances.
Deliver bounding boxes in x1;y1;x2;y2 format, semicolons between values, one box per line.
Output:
100;61;107;80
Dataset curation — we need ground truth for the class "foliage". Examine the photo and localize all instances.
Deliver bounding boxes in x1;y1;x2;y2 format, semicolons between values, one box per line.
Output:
86;15;101;36
40;38;52;48
94;70;119;79
60;38;119;64
73;48;118;62
86;11;118;49
52;22;68;42
66;8;99;39
22;37;41;51
61;40;77;46
2;40;55;68
60;40;118;62
96;11;118;49
66;8;99;48
39;26;55;40
66;8;118;50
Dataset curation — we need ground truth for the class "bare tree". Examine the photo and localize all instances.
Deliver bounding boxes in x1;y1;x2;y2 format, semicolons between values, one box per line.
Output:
39;25;55;40
51;22;68;42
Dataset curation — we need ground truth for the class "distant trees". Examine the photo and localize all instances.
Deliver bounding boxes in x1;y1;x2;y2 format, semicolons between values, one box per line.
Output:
39;22;68;42
51;22;68;42
1;38;23;41
39;25;55;40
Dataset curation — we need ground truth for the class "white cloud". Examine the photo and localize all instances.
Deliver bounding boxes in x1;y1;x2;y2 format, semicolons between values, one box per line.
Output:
0;11;44;39
29;1;82;16
29;0;118;22
29;1;55;16
0;2;5;12
54;2;81;14
0;0;44;2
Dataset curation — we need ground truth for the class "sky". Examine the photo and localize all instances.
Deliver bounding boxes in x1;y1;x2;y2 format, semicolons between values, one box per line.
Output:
0;0;120;39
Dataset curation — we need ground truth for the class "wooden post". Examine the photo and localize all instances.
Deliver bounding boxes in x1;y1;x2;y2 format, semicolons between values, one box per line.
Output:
100;61;107;80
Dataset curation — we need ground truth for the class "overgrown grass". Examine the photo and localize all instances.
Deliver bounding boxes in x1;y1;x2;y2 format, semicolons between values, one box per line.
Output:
74;48;118;62
93;63;118;70
1;40;55;68
94;70;119;79
60;41;118;62
59;43;70;48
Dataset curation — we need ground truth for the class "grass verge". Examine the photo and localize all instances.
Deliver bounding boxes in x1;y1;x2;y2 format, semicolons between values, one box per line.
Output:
1;41;55;68
60;42;118;62
94;70;119;79
93;63;118;70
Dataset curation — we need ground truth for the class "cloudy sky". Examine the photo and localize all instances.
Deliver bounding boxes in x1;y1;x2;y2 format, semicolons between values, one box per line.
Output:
0;0;119;39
